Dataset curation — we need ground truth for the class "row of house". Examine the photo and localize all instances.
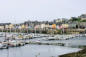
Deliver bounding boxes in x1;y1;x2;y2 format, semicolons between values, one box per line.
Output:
0;14;86;34
0;21;86;30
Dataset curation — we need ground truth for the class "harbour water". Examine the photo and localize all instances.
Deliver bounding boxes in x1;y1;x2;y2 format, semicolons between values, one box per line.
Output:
0;33;86;57
0;45;80;57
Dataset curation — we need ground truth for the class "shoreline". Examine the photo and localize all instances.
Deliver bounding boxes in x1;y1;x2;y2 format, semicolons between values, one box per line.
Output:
59;47;86;57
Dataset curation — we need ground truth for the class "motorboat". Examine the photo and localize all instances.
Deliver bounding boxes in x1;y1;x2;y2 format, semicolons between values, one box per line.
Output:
0;42;8;49
8;40;18;47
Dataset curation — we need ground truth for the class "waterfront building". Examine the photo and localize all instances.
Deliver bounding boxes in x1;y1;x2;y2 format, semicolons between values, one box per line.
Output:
8;24;14;29
65;29;86;34
52;24;56;29
54;19;63;23
79;22;86;28
68;23;77;29
0;23;11;29
54;18;68;25
61;24;69;29
79;14;86;20
0;26;4;30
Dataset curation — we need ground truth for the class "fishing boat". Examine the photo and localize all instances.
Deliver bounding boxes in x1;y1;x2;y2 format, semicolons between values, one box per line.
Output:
8;40;18;47
24;34;33;39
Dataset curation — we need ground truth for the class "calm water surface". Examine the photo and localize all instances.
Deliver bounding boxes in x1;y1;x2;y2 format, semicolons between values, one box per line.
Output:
0;45;80;57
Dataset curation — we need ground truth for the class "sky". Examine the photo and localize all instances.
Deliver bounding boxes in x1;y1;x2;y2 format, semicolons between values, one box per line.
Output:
0;0;86;23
